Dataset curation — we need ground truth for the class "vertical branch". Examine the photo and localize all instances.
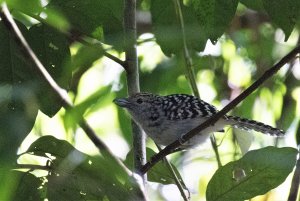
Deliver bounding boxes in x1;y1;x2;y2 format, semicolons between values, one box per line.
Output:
124;0;147;181
287;148;300;201
173;0;222;167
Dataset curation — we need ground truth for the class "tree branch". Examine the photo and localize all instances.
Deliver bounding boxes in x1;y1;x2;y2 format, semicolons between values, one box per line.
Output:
140;45;300;174
124;0;146;182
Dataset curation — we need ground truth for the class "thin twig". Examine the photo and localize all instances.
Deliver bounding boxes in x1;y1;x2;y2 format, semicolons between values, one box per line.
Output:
156;144;190;201
141;45;300;174
104;52;126;67
20;11;126;68
173;0;222;167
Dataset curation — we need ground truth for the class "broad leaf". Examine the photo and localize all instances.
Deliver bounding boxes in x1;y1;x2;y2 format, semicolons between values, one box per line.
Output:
46;0;124;50
206;146;298;201
0;21;38;162
151;0;206;56
191;0;238;43
27;24;71;116
240;0;264;11
26;135;76;158
0;170;43;201
262;0;300;40
25;136;144;201
3;0;42;14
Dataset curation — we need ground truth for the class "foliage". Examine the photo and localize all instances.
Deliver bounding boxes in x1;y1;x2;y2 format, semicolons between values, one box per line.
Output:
206;147;298;201
0;0;300;200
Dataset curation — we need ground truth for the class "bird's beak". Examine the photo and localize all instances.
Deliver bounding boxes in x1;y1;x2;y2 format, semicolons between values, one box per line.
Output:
113;98;130;108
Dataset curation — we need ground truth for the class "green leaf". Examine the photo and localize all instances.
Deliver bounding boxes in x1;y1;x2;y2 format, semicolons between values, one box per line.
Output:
191;0;238;43
4;0;42;14
262;0;300;40
69;44;104;72
27;24;71;117
206;146;298;201
240;0;264;11
46;0;124;50
0;170;43;201
26;135;77;158
151;0;206;56
42;8;71;32
63;86;111;131
125;148;185;186
25;136;143;201
67;44;104;93
0;20;38;163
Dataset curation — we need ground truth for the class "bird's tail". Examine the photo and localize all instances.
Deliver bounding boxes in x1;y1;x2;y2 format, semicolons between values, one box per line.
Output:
227;115;285;137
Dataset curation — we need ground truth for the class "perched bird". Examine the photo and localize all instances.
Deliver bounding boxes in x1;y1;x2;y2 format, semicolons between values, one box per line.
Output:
114;92;284;148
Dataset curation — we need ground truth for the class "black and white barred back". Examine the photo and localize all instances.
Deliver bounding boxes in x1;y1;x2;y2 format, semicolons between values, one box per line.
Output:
159;93;284;136
114;92;284;146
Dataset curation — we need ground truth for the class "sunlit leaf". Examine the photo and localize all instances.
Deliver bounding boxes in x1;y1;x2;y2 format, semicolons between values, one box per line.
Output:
42;8;71;32
67;44;105;93
206;146;298;201
63;86;111;131
262;0;300;40
4;0;42;14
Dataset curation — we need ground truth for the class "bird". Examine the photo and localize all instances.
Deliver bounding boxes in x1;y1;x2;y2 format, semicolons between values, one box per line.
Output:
113;92;284;148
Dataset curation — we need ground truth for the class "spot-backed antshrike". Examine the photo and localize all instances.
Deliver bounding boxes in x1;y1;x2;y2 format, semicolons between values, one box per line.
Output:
114;92;284;148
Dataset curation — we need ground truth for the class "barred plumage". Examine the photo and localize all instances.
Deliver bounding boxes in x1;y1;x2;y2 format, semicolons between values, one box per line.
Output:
227;116;284;136
114;92;284;147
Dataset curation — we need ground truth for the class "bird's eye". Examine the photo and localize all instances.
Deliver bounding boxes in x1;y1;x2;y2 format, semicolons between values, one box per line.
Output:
136;98;143;104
